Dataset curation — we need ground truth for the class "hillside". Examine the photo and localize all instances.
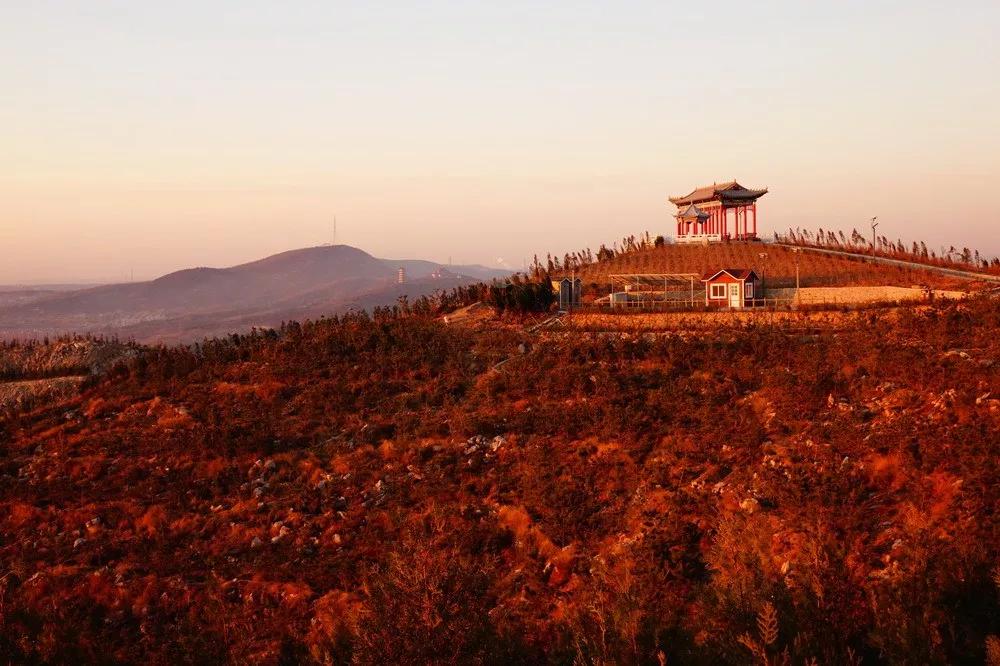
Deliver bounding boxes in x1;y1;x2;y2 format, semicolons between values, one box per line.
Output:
563;242;976;291
1;298;998;663
0;337;138;413
0;246;509;343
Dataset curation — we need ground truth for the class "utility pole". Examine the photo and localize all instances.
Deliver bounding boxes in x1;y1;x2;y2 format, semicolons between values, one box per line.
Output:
870;217;879;259
570;267;575;316
791;248;801;308
758;252;768;306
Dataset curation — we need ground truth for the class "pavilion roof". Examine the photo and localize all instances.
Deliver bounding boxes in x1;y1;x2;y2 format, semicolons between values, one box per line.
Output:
669;180;768;206
676;203;710;220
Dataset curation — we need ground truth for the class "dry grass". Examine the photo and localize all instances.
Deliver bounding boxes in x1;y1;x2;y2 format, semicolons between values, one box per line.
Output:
569;242;970;290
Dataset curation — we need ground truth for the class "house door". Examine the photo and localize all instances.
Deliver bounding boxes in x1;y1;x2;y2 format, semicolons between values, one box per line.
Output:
729;283;741;308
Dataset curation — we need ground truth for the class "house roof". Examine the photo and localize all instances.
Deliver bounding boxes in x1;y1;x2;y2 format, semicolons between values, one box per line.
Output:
675;203;710;220
669;180;768;206
701;268;759;282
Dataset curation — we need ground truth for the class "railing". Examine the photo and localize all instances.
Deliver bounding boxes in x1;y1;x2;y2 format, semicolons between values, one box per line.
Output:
585;297;797;312
578;294;929;313
675;233;722;244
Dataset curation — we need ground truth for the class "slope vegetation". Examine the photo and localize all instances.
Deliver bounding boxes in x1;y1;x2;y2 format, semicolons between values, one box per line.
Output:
1;299;998;663
569;242;972;290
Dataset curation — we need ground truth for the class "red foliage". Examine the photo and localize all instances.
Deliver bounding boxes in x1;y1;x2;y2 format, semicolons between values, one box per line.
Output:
1;303;999;663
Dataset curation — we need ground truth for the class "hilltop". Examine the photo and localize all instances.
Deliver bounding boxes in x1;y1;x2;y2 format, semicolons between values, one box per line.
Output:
558;242;978;291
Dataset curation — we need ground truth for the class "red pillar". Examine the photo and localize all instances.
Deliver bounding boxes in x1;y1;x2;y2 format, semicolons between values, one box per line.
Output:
752;204;757;237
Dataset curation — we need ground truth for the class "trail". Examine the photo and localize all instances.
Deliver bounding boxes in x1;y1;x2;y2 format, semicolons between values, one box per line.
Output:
771;243;1000;284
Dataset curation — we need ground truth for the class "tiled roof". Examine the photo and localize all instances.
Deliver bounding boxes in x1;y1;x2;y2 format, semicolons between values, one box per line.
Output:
676;203;709;220
669;181;767;206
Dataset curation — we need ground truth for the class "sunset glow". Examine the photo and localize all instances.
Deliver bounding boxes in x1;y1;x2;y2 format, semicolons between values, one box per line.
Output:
3;1;999;282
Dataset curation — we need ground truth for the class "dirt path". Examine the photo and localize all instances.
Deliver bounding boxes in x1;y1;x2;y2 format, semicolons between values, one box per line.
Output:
772;243;1000;284
0;375;87;412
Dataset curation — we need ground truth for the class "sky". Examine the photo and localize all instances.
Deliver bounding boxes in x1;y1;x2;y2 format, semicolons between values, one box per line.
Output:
2;1;999;283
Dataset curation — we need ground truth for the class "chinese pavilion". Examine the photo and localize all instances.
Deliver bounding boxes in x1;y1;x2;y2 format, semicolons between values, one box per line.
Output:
669;181;767;242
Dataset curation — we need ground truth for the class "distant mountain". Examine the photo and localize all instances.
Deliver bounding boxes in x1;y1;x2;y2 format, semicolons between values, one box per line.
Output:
0;245;510;343
388;259;508;282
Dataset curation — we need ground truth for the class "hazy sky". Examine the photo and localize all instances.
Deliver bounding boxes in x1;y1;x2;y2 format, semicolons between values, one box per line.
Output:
3;1;999;283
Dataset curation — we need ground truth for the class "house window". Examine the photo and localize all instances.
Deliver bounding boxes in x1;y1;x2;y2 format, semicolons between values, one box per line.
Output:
744;282;754;298
710;283;726;299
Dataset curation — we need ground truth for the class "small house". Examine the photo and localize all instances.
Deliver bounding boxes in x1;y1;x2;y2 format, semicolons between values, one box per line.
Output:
551;277;582;310
702;268;760;308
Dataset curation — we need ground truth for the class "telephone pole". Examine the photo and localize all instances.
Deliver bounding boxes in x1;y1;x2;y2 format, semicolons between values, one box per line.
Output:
870;217;879;259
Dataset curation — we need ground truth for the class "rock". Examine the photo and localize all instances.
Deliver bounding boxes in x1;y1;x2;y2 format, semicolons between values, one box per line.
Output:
73;537;86;549
250;537;263;549
739;498;760;514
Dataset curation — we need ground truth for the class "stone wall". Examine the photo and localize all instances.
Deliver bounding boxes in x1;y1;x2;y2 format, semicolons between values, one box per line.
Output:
765;286;966;305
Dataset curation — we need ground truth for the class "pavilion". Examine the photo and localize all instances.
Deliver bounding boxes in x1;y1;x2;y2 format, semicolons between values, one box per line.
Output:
669;181;767;242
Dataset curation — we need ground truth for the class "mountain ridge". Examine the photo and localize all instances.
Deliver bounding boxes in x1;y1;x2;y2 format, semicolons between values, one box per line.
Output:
0;245;509;342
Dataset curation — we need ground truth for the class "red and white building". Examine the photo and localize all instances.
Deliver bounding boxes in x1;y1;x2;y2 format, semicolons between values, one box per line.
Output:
702;268;761;308
670;181;767;243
